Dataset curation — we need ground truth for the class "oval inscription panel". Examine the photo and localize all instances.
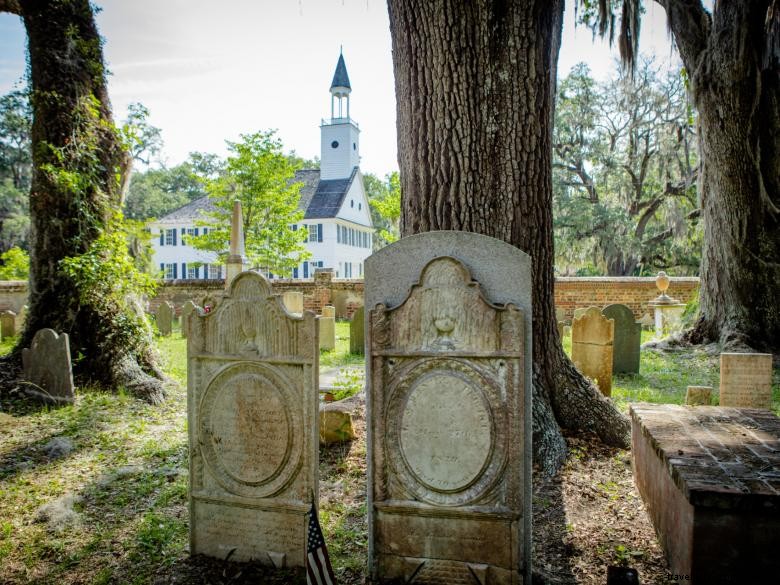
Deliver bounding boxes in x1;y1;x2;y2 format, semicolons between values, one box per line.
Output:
399;372;492;492
207;373;290;485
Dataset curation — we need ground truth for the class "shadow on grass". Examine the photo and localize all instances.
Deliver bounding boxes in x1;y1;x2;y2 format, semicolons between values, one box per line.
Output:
532;467;577;585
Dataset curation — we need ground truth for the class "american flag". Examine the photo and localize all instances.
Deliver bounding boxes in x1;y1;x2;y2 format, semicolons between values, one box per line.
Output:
307;500;336;585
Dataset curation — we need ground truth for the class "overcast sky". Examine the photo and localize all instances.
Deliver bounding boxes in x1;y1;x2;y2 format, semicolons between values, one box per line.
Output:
0;0;680;177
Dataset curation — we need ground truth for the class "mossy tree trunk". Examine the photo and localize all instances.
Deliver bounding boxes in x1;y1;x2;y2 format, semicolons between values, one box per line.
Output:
0;0;165;402
656;0;780;352
387;0;630;476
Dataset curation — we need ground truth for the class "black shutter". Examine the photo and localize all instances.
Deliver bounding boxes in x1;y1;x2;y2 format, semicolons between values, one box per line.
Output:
172;230;177;246
182;262;187;278
173;263;178;279
159;231;164;246
317;223;323;242
160;263;164;277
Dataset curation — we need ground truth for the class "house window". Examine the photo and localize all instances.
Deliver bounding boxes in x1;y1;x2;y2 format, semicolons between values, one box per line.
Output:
208;264;222;279
187;265;198;279
308;224;318;242
164;263;176;279
165;229;176;246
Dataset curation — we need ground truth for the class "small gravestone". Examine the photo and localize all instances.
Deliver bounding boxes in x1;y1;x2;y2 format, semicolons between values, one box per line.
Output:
16;305;27;329
282;291;304;315
572;307;614;395
349;306;364;354
187;271;318;567
21;329;74;404
557;321;565;339
573;306;588;319
366;231;533;584
686;386;712;406
602;303;641;374
180;300;197;339
319;305;336;351
155;301;174;336
555;306;567;324
719;353;773;409
1;310;16;338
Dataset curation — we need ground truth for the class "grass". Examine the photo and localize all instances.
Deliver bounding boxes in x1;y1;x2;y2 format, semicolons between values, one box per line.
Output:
0;322;778;583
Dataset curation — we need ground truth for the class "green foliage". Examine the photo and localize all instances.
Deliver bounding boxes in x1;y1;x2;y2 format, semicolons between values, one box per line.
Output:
366;171;400;247
0;87;32;191
188;130;310;276
331;368;363;401
120;103;163;166
0;178;29;252
553;60;701;276
0;246;29;280
123;160;207;221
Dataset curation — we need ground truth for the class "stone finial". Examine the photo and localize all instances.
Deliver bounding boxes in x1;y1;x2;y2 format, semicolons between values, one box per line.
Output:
656;271;670;294
225;200;247;289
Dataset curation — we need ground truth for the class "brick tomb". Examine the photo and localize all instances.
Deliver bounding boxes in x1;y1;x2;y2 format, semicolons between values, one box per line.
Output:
630;404;780;583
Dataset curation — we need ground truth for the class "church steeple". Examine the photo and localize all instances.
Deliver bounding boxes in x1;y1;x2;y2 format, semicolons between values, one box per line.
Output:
321;51;360;180
329;52;352;120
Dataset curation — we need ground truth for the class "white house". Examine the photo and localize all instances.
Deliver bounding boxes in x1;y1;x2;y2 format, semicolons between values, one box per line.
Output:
148;53;374;280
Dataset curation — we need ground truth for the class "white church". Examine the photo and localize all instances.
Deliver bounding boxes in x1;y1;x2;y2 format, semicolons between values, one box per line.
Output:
149;53;374;280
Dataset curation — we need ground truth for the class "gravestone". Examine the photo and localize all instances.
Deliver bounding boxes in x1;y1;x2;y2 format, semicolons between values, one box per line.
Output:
155;301;174;336
555;307;566;323
349;306;364;354
180;300;198;339
557;321;565;339
686;386;712;406
319;305;336;351
719;353;773;409
1;310;16;338
572;307;614;395
602;304;640;374
573;307;588;319
187;271;318;567
21;329;74;404
282;291;304;315
366;231;532;585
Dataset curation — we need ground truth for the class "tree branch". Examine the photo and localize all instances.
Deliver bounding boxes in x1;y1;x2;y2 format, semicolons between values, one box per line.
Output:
0;0;21;14
653;0;711;69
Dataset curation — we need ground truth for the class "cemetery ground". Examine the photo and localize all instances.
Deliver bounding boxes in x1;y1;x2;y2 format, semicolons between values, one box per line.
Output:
0;323;777;585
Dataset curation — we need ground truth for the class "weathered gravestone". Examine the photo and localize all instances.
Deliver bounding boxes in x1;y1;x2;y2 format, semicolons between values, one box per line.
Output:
602;304;640;374
719;353;773;409
21;329;74;404
319;305;336;351
349;306;365;354
282;291;304;315
366;231;532;585
572;307;614;396
686;385;712;406
180;300;197;339
187;271;318;567
1;310;16;338
155;301;174;336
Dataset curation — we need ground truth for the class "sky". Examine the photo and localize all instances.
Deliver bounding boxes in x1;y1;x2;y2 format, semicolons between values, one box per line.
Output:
0;0;681;177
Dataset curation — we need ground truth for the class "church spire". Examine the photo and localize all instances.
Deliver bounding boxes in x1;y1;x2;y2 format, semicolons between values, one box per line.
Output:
330;52;351;92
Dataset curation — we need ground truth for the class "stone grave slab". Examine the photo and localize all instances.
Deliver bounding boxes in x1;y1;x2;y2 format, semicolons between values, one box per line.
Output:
349;306;365;354
572;307;614;395
1;309;16;338
319;305;336;351
156;301;174;336
180;300;197;339
282;291;304;315
21;329;74;404
719;353;773;410
602;303;640;374
365;231;532;585
187;271;318;567
631;404;780;582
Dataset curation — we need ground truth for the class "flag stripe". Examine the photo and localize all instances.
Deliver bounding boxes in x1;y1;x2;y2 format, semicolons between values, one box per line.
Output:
307;552;325;585
317;548;334;585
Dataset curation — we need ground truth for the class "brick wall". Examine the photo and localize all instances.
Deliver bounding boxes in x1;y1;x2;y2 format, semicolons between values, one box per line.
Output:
554;277;699;321
0;274;698;320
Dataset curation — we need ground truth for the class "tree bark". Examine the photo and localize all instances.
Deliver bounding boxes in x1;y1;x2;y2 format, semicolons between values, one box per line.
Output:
1;0;165;402
658;0;780;351
388;0;630;476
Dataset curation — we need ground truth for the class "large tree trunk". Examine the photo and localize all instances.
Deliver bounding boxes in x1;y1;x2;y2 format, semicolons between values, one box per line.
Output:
387;0;630;475
659;0;780;352
0;0;165;402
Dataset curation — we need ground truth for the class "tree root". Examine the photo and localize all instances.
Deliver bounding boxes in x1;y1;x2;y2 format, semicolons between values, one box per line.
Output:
109;354;168;405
